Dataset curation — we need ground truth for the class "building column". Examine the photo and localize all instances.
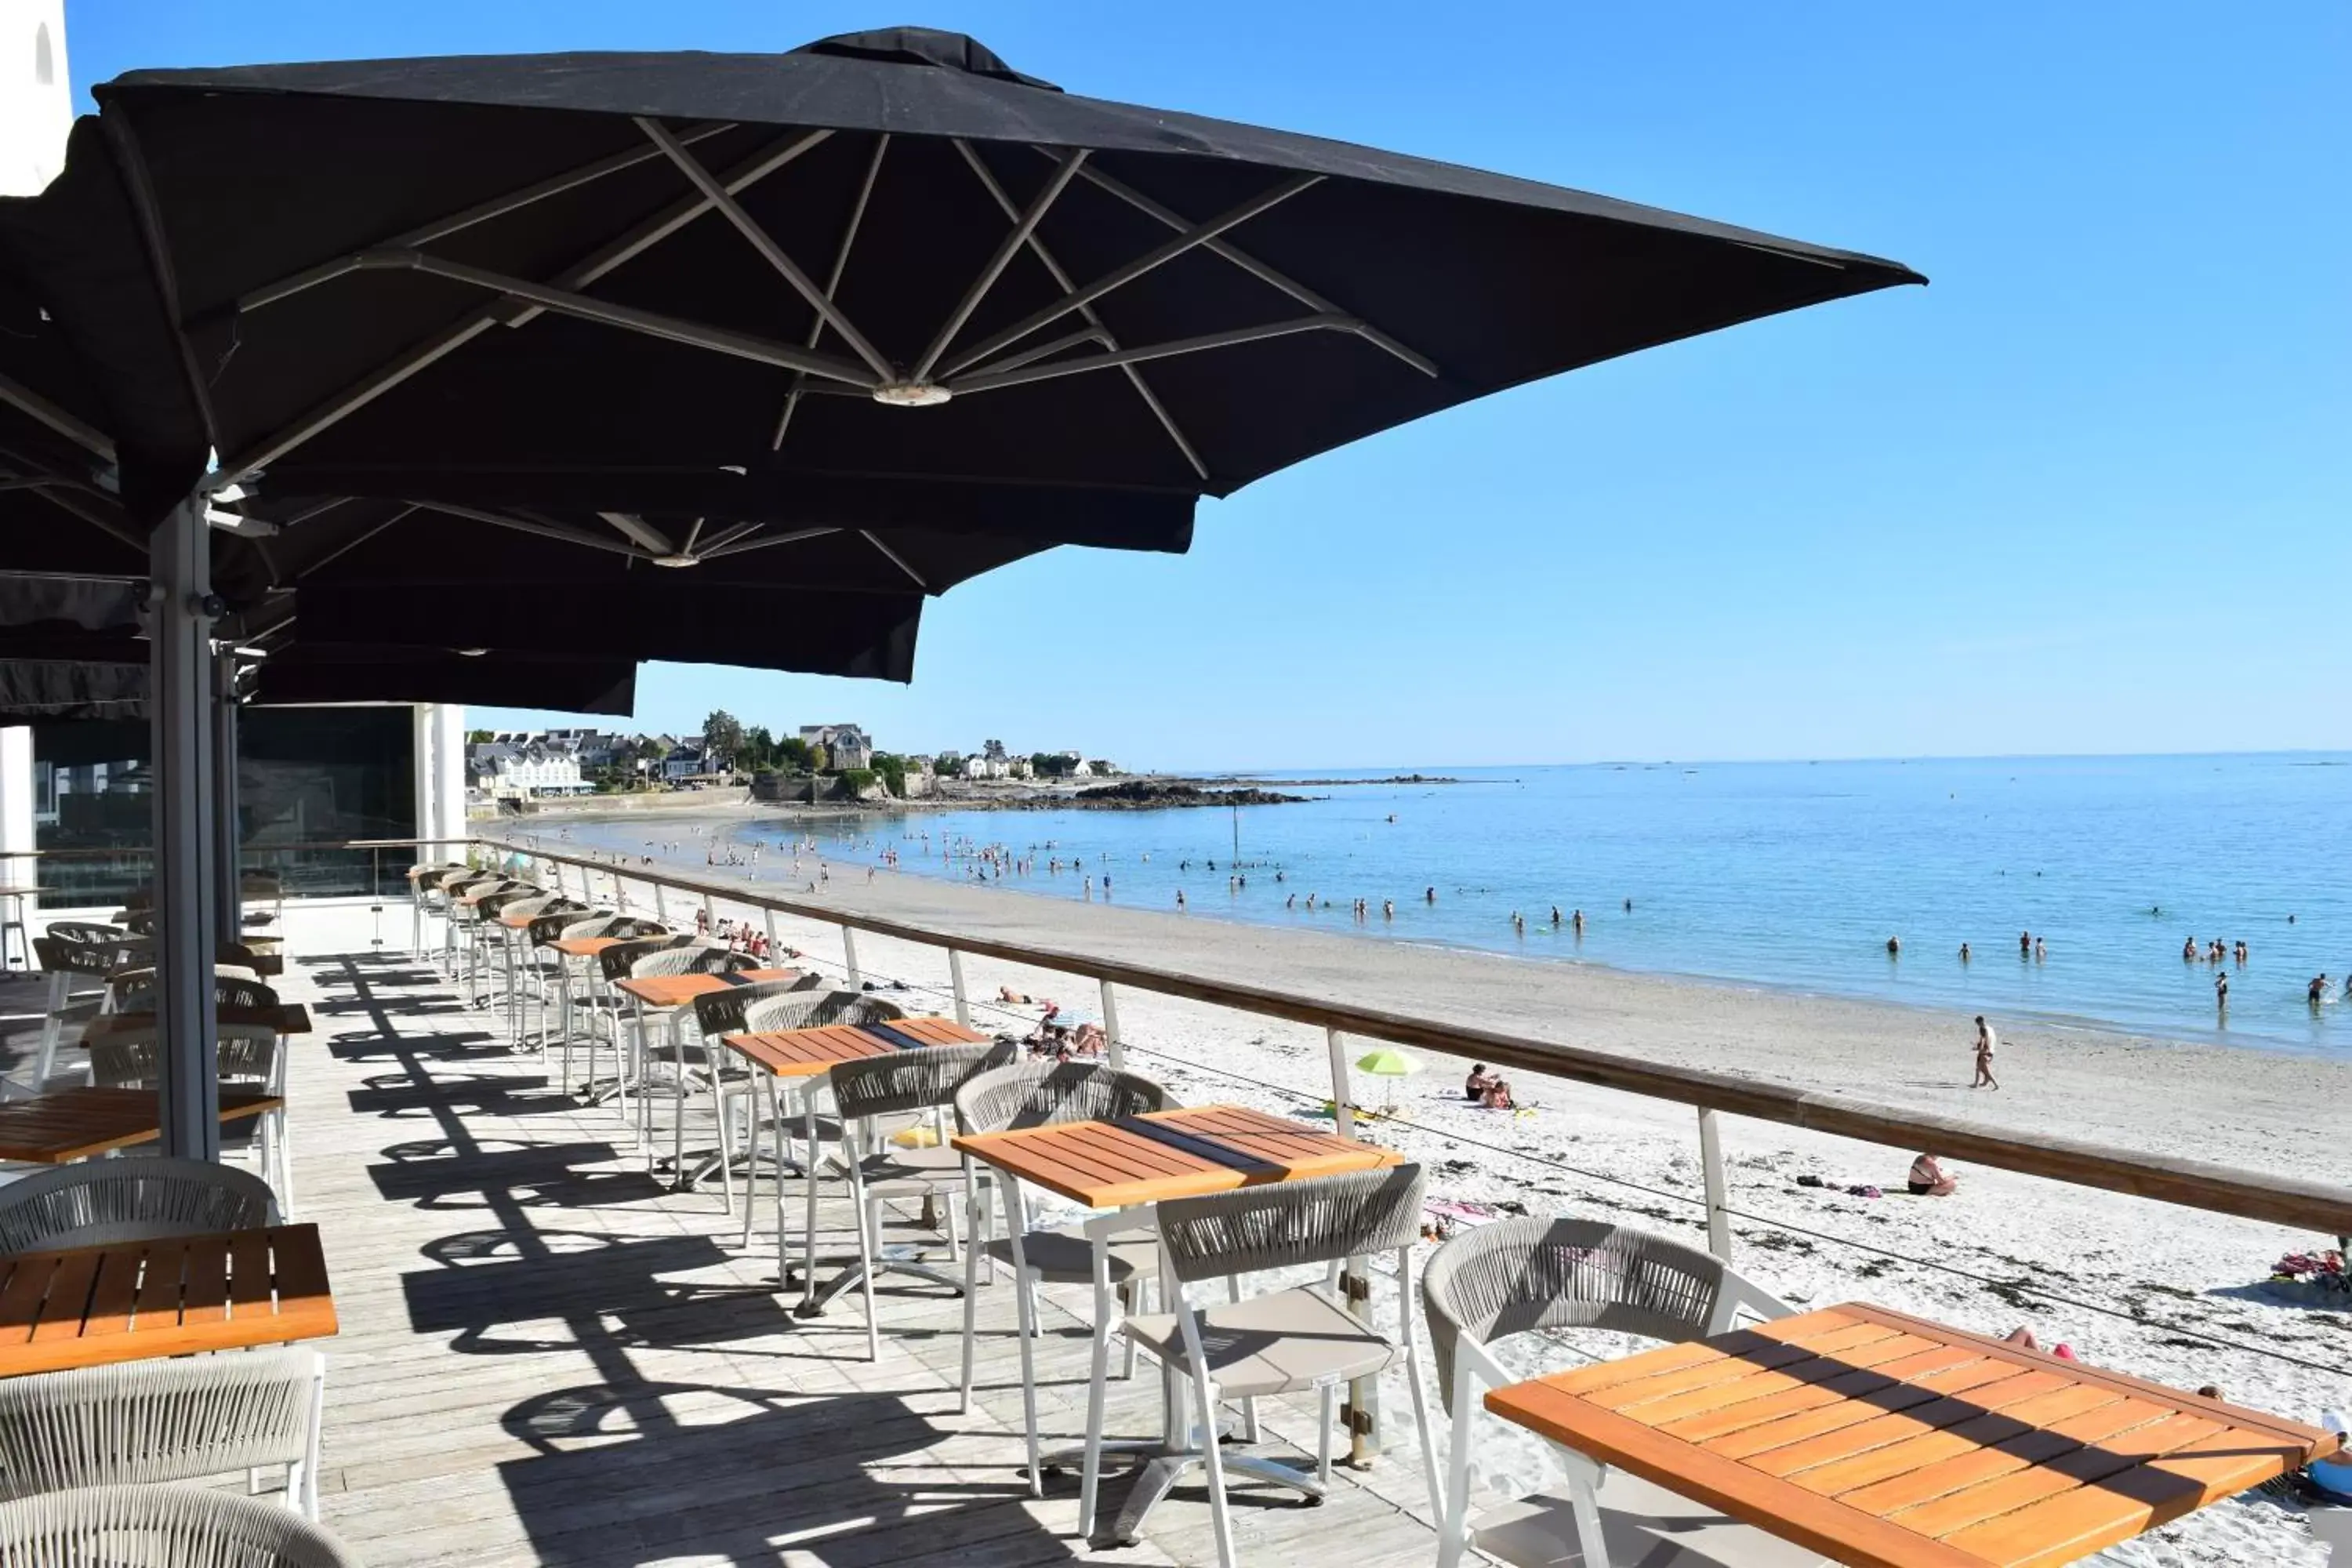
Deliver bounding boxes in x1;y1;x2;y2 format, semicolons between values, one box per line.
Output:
150;496;221;1161
412;704;468;857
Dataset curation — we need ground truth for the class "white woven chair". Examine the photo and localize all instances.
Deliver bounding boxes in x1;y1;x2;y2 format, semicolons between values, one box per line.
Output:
0;1348;327;1518
823;1036;1018;1360
1092;1163;1436;1562
684;975;827;1213
1422;1216;1806;1568
0;1482;358;1566
0;1157;278;1254
952;1060;1177;1495
22;932;132;1093
87;1023;292;1215
715;985;892;1236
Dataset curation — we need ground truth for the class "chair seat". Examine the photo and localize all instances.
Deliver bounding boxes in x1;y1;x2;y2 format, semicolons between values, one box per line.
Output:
1125;1287;1396;1397
856;1139;978;1196
983;1225;1156;1285
1472;1473;1830;1568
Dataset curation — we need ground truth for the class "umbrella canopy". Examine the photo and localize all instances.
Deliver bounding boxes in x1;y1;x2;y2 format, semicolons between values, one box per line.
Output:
13;26;1919;536
1354;1047;1422;1077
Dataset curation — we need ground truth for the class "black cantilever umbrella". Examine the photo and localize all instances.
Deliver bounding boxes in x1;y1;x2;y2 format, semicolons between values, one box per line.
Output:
16;25;1921;537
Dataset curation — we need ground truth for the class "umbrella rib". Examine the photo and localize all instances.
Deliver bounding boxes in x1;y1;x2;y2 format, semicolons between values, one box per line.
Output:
695;526;840;561
0;368;117;465
953;142;1207;481
912;148;1087;383
637;118;896;383
237;122;738;314
951;314;1359;396
858;531;929;592
597;512;674;555
355;251;877;385
941;172;1322;381
285;503;417;580
774;132;889;452
1050;155;1440;379
412;499;652;559
695;519;764;555
215;129;833;486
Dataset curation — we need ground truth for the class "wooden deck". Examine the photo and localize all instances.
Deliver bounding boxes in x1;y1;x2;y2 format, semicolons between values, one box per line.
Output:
264;948;1448;1566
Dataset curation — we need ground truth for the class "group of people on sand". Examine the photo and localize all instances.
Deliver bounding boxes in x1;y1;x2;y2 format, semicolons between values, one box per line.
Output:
1462;1064;1515;1109
1016;1000;1105;1062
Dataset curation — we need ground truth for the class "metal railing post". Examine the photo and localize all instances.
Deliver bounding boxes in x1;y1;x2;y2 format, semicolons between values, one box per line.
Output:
764;909;780;963
653;883;668;922
1698;1107;1733;1261
948;949;971;1027
1323;1027;1356;1140
1098;980;1123;1069
842;927;862;987
1324;1025;1376;1465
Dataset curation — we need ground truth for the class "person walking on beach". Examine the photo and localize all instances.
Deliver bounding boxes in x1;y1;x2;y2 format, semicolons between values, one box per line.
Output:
1174;889;1186;911
1972;1016;1999;1089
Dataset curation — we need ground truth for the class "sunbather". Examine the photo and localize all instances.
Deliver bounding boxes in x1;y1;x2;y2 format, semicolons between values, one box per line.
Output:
1907;1153;1958;1196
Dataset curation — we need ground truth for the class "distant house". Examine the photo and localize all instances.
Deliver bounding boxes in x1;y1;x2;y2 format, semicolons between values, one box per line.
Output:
661;745;720;783
1054;750;1094;779
469;741;590;800
799;724;874;771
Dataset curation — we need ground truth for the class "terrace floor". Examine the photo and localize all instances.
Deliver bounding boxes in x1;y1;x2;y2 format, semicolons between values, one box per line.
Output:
117;916;1449;1567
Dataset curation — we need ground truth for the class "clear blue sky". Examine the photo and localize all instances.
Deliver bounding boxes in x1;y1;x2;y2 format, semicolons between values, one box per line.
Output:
65;4;2350;769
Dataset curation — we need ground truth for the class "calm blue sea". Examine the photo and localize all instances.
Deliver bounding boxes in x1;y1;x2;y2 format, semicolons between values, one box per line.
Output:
583;754;2352;1052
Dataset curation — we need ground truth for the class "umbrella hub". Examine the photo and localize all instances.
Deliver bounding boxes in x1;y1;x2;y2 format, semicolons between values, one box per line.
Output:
872;382;953;408
793;28;1061;92
650;553;702;568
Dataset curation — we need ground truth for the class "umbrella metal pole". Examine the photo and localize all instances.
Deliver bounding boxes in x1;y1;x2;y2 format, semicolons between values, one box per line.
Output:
1323;1026;1376;1465
211;659;239;938
150;495;222;1161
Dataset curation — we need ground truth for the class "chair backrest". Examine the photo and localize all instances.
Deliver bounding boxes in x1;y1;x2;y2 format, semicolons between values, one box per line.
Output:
624;943;741;982
471;886;544;920
0;1158;280;1254
111;976;278;1013
691;976;825;1040
597;935;701;982
42;922;125;947
0;1348;321;1503
737;987;890;1036
1155;1163;1426;1286
828;1038;1018;1123
524;904;601;945
31;938;126;982
954;1061;1177;1136
0;1483;359;1567
1420;1216;1781;1407
87;1024;279;1092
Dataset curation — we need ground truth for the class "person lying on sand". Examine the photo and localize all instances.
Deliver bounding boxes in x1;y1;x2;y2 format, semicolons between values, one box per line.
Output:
997;986;1033;1005
1069;1022;1106;1057
2005;1327;2077;1361
1907;1153;1958;1196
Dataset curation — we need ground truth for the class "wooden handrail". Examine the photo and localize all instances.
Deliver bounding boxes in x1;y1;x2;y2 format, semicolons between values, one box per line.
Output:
452;834;2350;1238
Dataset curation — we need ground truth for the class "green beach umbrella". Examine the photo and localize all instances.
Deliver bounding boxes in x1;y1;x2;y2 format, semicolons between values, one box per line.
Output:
1355;1047;1422;1078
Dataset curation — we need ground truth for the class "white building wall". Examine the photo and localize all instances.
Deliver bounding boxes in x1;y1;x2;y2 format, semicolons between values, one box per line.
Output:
0;0;70;198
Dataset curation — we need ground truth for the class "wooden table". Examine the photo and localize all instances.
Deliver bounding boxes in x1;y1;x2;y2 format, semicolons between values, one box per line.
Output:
722;1017;989;1250
953;1102;1399;1208
82;1004;314;1047
546;935;626;960
1484;1301;2337;1568
0;1087;283;1163
957;1104;1401;1538
0;1223;336;1377
613;968;804;1186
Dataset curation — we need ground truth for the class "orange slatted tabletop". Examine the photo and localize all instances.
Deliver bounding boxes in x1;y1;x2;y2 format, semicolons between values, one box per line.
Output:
547;935;626;959
613;967;801;1009
82;1004;313;1047
0;1223;337;1377
0;1087;283;1164
1484;1301;2336;1568
953;1103;1399;1208
724;1016;987;1078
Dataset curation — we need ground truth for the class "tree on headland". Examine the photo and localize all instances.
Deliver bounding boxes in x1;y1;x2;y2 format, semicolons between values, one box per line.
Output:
776;736;814;772
1031;752;1076;778
934;752;965;778
870;753;908;797
466;728;494;744
740;724;775;771
808;743;830;773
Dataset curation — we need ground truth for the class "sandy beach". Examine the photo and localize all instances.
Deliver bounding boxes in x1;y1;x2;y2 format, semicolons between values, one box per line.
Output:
535;818;2349;1565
